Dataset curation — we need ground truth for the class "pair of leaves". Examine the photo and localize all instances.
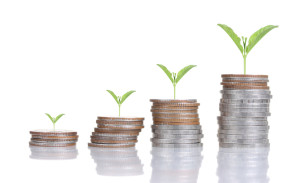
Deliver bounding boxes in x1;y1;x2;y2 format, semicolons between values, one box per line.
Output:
107;90;136;105
45;113;65;124
157;64;196;85
217;24;278;55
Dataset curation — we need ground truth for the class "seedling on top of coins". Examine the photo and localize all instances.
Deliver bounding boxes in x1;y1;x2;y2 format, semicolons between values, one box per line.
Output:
217;24;278;74
157;64;196;99
107;90;136;117
45;113;65;131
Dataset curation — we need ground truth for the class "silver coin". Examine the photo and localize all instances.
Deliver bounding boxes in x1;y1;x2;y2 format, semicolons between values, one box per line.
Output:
217;134;268;139
153;134;203;139
219;138;269;144
220;107;269;113
220;112;271;117
221;99;271;104
218;129;269;135
152;143;203;148
220;102;270;108
153;129;202;135
152;117;199;120
218;121;268;126
221;90;271;94
91;136;137;140
88;143;135;147
218;116;268;121
219;143;270;148
151;125;201;130
219;125;270;131
92;132;137;137
151;138;201;144
222;94;272;99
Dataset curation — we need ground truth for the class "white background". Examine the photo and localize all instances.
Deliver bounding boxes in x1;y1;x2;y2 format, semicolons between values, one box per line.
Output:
0;0;299;182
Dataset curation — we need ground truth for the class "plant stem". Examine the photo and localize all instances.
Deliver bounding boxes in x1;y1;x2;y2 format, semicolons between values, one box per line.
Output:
118;104;121;117
173;84;176;99
53;123;55;131
243;55;247;75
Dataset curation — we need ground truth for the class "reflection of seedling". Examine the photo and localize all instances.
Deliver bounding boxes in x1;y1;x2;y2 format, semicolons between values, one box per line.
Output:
107;90;136;117
157;64;197;99
45;113;65;131
217;24;278;74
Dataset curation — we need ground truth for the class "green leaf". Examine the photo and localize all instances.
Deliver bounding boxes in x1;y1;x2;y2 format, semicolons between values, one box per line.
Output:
107;90;120;104
120;90;136;104
45;113;54;123
54;114;65;123
175;65;197;84
157;64;174;83
217;24;243;54
246;25;278;54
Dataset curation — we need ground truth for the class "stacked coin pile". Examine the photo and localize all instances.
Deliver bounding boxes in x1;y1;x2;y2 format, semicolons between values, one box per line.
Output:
29;146;78;160
150;99;203;148
218;74;272;148
151;147;203;183
89;147;143;176
29;130;78;147
217;147;270;183
88;116;144;148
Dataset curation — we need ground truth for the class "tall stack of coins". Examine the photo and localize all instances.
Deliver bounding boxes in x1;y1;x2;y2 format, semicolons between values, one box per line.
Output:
89;147;144;176
151;147;203;183
218;74;272;148
150;99;203;148
88;117;144;148
217;148;270;183
29;130;78;147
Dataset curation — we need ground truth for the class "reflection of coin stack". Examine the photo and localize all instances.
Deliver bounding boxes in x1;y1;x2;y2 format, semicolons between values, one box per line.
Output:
218;75;272;148
29;146;78;160
150;99;203;147
151;147;203;183
88;117;144;148
29;130;79;147
89;147;143;176
217;148;270;183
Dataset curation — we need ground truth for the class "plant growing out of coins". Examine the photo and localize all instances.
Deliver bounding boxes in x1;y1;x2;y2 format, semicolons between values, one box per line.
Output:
157;64;196;99
217;24;278;74
45;113;65;131
106;90;136;117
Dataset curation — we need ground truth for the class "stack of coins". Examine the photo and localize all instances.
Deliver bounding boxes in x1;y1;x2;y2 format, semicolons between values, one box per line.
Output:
29;130;78;147
218;74;272;148
151;147;203;183
217;147;270;183
29;146;78;160
89;147;144;176
88;116;144;148
150;99;203;148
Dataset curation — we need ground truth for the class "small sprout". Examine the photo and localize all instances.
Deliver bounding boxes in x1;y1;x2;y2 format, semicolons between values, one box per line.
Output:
45;113;65;131
106;90;136;117
217;24;278;74
157;64;197;99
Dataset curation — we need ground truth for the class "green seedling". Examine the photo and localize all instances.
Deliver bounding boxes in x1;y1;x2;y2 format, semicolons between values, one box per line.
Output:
45;113;65;131
157;64;196;99
106;90;136;117
217;24;278;74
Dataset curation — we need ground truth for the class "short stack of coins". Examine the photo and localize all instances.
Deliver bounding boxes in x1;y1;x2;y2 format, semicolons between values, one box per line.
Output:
218;74;272;148
29;130;78;147
88;116;144;148
150;99;203;148
89;147;144;176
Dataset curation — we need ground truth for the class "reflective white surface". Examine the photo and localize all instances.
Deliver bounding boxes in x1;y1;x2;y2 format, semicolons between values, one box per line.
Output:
29;145;78;160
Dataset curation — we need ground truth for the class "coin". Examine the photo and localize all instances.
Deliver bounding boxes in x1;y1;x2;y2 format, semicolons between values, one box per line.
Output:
94;128;141;133
153;129;202;134
88;143;135;148
30;130;77;136
151;138;201;144
217;134;268;139
153;117;200;122
31;135;79;139
152;143;202;148
96;120;144;125
152;113;199;118
221;74;268;78
153;121;200;125
150;99;197;103
220;98;271;104
31;138;78;142
92;132;138;137
221;94;272;99
153;134;203;139
91;135;137;140
219;125;269;130
220;112;271;117
96;124;144;130
152;125;201;130
218;129;268;135
218;138;269;144
218;121;268;126
218;116;268;121
29;142;77;147
97;116;144;121
91;139;137;144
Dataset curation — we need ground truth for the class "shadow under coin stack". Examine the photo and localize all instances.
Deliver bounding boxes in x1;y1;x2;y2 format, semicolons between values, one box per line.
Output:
88;117;144;148
150;99;203;148
218;74;272;148
89;147;144;176
29;130;78;147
